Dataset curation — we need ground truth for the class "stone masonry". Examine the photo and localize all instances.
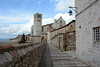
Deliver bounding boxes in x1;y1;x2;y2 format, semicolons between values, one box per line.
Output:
0;43;45;67
76;0;100;67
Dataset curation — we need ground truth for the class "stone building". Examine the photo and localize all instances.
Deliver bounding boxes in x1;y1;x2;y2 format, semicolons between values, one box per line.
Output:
42;23;54;33
31;13;42;36
75;0;100;66
52;16;66;29
42;16;67;43
10;35;22;43
42;16;66;33
50;20;76;51
64;26;76;51
10;13;42;44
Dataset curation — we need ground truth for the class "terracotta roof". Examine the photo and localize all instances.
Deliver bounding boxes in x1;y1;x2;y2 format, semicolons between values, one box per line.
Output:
4;52;13;62
17;49;23;56
9;50;19;59
0;44;13;49
0;54;9;63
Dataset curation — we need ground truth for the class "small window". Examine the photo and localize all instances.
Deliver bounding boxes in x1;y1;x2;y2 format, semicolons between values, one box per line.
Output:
38;20;41;22
37;15;41;18
60;21;62;23
94;27;100;43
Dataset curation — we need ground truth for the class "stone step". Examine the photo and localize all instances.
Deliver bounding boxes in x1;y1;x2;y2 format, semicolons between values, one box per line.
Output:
48;44;89;67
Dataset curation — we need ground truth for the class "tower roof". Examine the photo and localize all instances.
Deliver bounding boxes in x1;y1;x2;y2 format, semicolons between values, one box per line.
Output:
34;13;42;15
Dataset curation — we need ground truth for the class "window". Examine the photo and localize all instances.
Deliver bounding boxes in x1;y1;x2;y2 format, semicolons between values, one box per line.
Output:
38;20;41;22
60;21;62;23
37;15;41;18
94;27;100;43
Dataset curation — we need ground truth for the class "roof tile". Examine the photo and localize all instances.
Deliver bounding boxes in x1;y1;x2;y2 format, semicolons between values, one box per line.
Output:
21;49;26;55
4;52;12;62
28;46;33;51
17;49;23;56
9;50;19;59
0;58;3;65
0;54;9;63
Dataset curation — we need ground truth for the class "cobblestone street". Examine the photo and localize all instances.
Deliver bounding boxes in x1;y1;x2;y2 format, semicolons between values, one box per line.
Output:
49;44;89;67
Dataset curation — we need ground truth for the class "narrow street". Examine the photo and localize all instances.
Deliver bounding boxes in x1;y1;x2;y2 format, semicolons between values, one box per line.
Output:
39;43;89;67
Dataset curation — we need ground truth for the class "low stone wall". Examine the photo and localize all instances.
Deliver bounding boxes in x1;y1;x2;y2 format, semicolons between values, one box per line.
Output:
50;35;59;48
0;43;45;67
31;36;41;44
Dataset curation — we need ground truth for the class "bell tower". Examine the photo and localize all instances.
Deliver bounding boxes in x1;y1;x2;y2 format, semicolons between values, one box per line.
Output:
33;13;42;36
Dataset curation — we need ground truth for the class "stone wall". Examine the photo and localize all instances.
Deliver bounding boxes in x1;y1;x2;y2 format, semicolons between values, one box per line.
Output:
50;35;59;48
10;38;20;43
31;36;41;44
76;0;100;67
50;20;75;41
42;24;54;33
0;43;45;67
50;20;75;51
10;35;22;43
65;31;76;51
50;31;76;52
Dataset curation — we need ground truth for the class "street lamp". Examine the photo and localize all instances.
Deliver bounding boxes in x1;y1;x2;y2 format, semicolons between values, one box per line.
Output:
68;6;78;16
69;9;73;16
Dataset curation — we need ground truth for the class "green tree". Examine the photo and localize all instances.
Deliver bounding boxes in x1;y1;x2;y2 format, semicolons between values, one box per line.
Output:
20;33;26;43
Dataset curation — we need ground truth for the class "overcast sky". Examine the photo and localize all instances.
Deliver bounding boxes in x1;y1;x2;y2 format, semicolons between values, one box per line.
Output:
0;0;75;39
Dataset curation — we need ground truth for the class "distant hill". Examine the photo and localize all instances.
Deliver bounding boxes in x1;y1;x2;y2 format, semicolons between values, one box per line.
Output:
0;38;10;45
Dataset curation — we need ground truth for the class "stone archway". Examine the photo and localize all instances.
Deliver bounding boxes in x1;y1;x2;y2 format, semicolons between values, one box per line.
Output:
41;35;47;43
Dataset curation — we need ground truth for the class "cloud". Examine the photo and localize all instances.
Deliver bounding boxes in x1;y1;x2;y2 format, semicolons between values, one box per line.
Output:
16;18;33;34
0;13;75;39
54;13;75;24
0;16;31;23
0;18;33;39
42;18;54;25
51;0;75;12
42;13;75;25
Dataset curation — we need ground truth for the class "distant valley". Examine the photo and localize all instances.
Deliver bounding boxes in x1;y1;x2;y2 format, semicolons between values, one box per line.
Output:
0;38;10;45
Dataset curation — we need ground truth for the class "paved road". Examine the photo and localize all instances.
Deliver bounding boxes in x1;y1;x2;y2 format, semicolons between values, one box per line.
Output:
49;43;89;67
39;43;89;67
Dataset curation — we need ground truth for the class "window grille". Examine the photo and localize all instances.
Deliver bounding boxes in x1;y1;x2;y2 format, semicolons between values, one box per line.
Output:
94;27;100;43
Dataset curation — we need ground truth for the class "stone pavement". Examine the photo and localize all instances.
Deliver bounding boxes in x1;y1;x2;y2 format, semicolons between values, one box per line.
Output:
49;44;89;67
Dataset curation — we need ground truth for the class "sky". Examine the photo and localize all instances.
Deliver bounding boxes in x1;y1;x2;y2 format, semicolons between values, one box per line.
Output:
0;0;75;39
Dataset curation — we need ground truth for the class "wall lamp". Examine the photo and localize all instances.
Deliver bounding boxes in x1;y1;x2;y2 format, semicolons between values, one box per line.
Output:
69;6;78;16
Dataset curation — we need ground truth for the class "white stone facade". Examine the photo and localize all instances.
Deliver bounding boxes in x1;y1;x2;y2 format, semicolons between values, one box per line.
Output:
32;13;42;36
76;0;100;67
52;16;66;29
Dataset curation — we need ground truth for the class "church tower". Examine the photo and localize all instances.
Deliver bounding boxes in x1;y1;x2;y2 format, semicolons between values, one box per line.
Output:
33;13;42;36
